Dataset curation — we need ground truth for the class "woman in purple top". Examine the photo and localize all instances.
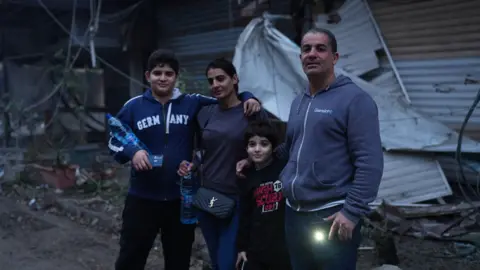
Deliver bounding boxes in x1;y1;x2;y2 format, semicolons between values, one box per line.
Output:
178;58;268;270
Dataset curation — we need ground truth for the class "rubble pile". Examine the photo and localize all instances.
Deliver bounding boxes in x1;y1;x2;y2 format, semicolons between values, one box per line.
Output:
367;201;480;244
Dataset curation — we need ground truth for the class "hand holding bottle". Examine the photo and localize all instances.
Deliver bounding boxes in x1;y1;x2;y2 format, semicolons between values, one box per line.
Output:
177;160;194;176
132;150;152;171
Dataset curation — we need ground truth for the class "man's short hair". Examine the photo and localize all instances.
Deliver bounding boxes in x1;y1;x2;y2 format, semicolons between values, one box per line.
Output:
147;49;180;74
244;120;280;149
303;27;338;53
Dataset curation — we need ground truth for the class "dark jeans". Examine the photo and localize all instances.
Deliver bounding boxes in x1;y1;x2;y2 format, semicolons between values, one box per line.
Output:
285;205;362;270
115;194;196;270
197;202;240;270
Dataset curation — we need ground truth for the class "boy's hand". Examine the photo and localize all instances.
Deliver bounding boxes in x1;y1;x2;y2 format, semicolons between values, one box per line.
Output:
177;160;194;176
132;150;152;171
236;158;252;178
243;99;261;116
236;251;247;270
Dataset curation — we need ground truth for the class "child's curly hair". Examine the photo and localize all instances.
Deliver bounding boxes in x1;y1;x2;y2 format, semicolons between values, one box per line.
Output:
244;120;280;149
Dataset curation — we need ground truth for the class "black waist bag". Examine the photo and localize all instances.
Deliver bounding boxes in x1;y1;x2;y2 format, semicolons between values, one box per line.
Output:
193;105;236;219
193;187;236;219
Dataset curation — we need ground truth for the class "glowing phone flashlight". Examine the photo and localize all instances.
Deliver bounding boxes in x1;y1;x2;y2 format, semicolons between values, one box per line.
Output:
313;230;326;243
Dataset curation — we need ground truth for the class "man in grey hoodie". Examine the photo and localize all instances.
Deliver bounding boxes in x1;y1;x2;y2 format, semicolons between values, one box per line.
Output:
237;28;383;269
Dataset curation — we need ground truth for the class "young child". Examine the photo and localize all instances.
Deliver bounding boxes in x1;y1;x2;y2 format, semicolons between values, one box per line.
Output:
236;120;291;270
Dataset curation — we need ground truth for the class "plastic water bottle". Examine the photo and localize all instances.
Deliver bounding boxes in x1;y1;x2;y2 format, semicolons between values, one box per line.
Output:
106;113;150;154
180;168;197;224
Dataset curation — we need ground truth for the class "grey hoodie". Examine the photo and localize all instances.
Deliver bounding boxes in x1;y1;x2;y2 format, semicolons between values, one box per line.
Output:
279;75;384;224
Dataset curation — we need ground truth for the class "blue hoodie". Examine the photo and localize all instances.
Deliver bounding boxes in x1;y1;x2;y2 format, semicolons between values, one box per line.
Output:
108;88;256;201
279;75;384;224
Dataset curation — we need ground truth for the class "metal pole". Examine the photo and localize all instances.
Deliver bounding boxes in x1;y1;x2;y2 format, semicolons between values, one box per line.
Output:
1;22;11;147
303;0;314;35
363;0;411;104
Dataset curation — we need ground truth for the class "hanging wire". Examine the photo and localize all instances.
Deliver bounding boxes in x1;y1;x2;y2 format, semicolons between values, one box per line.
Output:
455;84;480;203
36;0;149;89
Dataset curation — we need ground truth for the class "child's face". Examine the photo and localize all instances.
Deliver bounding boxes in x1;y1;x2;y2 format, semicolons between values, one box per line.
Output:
247;135;273;164
145;64;177;97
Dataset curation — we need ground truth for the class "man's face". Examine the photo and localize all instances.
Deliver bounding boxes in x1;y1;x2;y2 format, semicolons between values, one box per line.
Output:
207;68;238;99
246;135;273;165
300;32;339;76
145;64;177;97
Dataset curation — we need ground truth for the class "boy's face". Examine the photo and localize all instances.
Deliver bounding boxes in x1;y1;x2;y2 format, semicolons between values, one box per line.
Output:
247;135;273;164
145;64;177;97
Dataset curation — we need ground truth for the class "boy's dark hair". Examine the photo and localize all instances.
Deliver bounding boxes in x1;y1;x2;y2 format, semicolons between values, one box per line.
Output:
303;27;338;53
147;49;180;74
244;120;279;149
205;58;239;92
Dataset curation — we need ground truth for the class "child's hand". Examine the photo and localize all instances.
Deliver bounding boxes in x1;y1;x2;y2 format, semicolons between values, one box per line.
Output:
177;160;193;176
236;251;247;269
236;159;252;178
132;150;152;171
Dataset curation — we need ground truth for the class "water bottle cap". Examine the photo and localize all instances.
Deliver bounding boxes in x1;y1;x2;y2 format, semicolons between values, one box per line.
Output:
106;113;113;119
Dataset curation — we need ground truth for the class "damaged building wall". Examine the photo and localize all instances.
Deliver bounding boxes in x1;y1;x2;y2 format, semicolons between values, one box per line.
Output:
234;15;458;205
311;0;480;192
315;0;382;76
156;0;293;93
0;1;151;145
2;60;106;141
369;0;480;140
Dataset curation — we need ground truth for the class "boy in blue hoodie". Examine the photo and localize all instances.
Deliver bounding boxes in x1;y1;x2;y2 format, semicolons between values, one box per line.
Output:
109;49;260;270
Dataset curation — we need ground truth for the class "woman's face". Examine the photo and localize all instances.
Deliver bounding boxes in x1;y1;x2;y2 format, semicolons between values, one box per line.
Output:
206;68;238;99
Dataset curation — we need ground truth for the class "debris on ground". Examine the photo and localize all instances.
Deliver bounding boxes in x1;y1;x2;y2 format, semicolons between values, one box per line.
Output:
367;201;480;244
360;199;480;269
372;265;402;270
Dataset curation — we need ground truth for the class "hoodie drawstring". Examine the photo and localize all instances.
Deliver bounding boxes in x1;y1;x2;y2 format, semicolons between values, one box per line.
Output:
297;94;306;114
165;103;172;134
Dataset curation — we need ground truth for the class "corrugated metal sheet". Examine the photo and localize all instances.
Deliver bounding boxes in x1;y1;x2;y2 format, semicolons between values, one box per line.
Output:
395;58;480;140
235;16;454;204
370;0;480;60
370;0;480;140
163;28;245;89
436;156;480;186
315;0;382;75
375;152;452;204
156;0;292;92
317;0;479;152
156;0;246;91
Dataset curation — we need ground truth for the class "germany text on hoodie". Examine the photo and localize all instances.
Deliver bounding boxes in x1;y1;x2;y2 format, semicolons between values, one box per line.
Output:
108;88;255;201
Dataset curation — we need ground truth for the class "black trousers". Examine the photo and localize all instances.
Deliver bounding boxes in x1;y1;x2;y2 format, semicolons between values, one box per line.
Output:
242;258;291;270
115;194;196;270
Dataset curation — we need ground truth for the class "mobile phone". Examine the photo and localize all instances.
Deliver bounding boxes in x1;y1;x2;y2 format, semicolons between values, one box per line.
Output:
311;219;333;243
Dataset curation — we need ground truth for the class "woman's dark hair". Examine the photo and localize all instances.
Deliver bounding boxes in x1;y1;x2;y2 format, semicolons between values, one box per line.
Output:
205;58;239;92
147;49;179;74
244;120;279;150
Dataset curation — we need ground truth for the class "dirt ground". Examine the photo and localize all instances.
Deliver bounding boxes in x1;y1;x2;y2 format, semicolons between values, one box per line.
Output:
0;185;479;270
